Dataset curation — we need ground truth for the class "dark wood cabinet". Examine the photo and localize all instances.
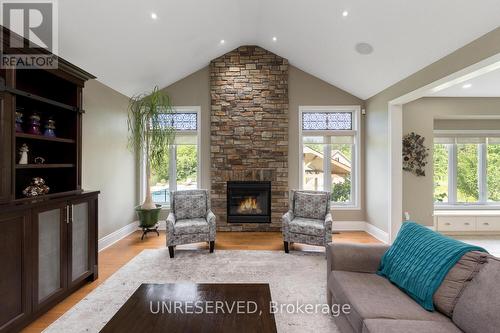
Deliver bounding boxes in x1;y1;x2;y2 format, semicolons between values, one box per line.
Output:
0;92;13;204
0;210;31;332
0;27;99;332
0;192;99;332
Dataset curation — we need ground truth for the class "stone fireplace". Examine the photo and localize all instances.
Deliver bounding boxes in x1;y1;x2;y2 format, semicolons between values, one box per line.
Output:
210;46;289;231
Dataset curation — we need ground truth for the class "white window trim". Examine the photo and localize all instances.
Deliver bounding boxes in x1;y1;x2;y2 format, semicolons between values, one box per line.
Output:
298;105;361;210
139;106;201;207
434;130;500;209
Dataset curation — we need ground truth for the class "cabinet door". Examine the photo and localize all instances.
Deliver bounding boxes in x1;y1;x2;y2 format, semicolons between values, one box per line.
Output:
0;210;31;332
68;197;94;285
33;203;68;311
0;92;12;203
68;201;91;283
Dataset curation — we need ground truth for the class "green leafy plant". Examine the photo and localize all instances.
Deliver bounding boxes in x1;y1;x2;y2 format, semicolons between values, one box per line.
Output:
331;178;351;202
127;86;175;209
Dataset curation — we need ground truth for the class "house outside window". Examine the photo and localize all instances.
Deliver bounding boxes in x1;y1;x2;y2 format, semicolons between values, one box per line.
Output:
143;106;201;206
433;131;500;207
299;106;361;208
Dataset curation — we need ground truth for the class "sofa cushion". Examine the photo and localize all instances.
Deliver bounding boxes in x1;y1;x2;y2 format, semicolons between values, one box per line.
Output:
452;255;500;333
362;319;462;333
329;271;449;333
289;217;325;236
174;194;206;220
293;192;328;220
174;218;208;235
434;251;488;317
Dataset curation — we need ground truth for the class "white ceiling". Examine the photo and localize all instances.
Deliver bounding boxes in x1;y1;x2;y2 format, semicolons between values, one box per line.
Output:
431;68;500;97
58;0;500;99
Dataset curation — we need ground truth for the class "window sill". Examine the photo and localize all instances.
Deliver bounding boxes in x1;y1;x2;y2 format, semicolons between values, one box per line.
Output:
434;204;500;211
434;209;500;216
331;206;361;211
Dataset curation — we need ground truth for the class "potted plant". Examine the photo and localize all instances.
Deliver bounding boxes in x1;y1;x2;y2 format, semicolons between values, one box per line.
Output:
127;86;175;238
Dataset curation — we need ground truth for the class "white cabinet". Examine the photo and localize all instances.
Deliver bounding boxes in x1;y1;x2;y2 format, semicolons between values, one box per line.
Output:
435;212;500;234
437;216;476;232
476;217;500;232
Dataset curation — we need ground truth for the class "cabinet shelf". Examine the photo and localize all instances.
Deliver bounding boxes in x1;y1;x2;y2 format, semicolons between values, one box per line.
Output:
5;87;78;111
16;164;75;169
13;190;82;204
15;133;75;143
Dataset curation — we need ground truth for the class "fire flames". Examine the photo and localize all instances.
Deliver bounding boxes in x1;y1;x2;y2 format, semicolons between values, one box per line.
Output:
237;197;262;214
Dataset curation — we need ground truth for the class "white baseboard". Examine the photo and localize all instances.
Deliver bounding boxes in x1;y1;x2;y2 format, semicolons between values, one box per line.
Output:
97;220;388;252
98;221;138;252
332;221;367;231
364;223;390;243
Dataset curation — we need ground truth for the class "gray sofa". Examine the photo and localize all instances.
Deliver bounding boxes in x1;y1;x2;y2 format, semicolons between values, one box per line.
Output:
327;243;500;333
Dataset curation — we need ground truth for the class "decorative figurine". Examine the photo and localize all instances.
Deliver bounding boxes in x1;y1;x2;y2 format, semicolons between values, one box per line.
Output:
18;143;29;164
43;117;56;137
22;177;50;197
15;108;24;133
27;112;41;135
34;156;46;164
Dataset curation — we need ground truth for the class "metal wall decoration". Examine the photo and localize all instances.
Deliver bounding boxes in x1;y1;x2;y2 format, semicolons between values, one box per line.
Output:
402;132;429;176
302;112;352;130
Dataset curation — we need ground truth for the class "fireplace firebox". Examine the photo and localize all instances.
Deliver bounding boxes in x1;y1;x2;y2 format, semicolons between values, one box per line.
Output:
227;181;271;223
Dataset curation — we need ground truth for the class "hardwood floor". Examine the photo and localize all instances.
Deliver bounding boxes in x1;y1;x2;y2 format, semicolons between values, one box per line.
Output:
22;231;380;332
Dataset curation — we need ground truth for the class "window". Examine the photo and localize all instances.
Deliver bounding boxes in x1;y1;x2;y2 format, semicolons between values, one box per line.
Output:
299;107;360;208
146;107;200;205
433;133;500;206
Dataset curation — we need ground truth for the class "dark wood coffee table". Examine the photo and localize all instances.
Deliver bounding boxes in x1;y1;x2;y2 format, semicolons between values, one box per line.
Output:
100;283;277;333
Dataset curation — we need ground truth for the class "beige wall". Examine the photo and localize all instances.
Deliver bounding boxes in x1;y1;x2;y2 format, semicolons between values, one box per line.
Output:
82;79;136;239
365;27;500;233
403;97;500;226
434;118;500;130
288;66;365;221
159;64;366;221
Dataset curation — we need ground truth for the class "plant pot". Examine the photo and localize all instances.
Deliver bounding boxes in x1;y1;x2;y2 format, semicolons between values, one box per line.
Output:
135;205;162;229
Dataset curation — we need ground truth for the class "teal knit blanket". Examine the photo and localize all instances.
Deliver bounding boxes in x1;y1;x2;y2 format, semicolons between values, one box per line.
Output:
378;222;486;311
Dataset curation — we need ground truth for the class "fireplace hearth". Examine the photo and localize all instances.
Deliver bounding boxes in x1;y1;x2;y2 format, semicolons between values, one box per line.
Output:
227;181;271;223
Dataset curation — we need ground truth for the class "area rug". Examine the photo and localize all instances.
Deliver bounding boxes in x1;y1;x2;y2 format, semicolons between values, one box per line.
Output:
44;249;339;332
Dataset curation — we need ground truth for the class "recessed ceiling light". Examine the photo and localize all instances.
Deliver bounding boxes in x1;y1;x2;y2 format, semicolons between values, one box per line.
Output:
342;10;349;17
150;12;158;20
462;83;472;89
272;36;277;42
355;42;374;55
220;39;225;45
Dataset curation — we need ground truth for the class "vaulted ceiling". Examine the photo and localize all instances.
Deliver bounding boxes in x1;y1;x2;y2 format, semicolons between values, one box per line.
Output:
59;0;500;99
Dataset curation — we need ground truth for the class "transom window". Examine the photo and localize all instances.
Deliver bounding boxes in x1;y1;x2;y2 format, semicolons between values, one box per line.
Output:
302;112;352;130
160;112;198;130
299;107;360;208
433;133;500;206
145;107;201;205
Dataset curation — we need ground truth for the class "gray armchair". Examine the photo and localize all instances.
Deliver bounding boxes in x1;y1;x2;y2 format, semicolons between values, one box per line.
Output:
166;189;216;258
282;190;332;252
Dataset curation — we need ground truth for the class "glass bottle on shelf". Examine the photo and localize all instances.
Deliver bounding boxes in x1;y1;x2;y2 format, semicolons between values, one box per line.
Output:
27;112;42;135
44;117;56;137
15;107;24;133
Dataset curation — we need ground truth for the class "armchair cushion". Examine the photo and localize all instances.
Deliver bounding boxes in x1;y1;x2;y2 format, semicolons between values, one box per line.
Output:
293;191;329;220
174;193;207;220
174;218;209;235
289;217;325;236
